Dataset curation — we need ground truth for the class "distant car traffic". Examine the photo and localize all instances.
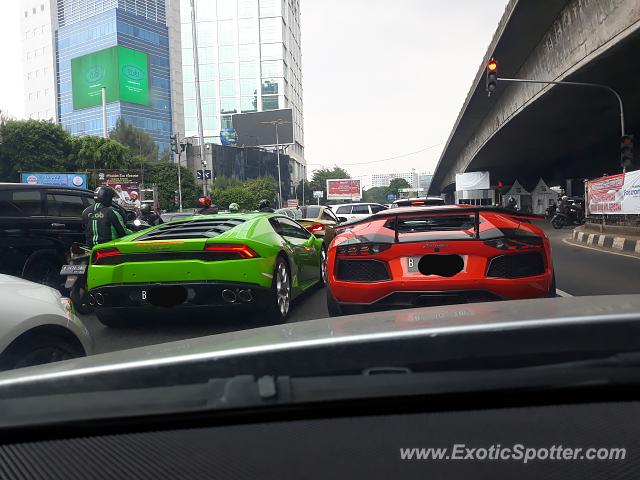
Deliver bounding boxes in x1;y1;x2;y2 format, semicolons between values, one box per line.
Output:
86;212;326;327
389;197;445;208
0;183;95;290
330;203;387;222
0;274;92;371
275;205;342;246
326;205;554;316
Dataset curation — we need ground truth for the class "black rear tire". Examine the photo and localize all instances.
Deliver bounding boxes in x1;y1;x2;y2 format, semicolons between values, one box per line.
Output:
548;273;557;298
70;283;93;316
551;217;564;229
326;287;343;317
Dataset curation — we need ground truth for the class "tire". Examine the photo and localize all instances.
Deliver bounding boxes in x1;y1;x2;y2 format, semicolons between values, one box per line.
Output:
23;257;63;291
551;216;564;229
318;246;328;287
70;282;93;316
0;333;84;371
326;287;343;317
96;310;129;328
264;256;292;324
548;273;557;298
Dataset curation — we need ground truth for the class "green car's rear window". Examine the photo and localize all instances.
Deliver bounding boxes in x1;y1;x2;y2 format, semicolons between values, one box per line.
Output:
136;218;247;240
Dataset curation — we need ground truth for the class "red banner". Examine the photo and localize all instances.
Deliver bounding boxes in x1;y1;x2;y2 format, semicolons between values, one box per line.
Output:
326;179;361;200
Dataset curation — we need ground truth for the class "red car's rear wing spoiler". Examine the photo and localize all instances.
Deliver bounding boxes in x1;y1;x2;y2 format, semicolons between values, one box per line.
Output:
335;207;545;236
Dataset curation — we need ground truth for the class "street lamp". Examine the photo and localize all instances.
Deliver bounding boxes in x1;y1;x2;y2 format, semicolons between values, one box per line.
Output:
171;134;187;212
261;119;291;208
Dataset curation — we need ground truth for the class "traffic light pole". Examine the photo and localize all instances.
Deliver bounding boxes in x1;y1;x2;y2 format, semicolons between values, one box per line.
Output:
497;77;625;138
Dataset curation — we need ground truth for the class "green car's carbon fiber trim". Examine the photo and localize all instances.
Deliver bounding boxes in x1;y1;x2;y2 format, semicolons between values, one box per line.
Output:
87;213;324;301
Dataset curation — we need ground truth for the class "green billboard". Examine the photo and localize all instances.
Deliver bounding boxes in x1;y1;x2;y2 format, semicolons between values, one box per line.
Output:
71;46;150;110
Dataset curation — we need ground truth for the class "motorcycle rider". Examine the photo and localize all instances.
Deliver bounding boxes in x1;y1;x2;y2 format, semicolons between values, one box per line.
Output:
82;187;132;247
506;196;518;211
258;199;275;212
198;195;219;215
140;203;164;226
229;202;240;213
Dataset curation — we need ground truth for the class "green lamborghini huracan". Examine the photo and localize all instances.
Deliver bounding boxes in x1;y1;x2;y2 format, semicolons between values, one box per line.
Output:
87;213;327;327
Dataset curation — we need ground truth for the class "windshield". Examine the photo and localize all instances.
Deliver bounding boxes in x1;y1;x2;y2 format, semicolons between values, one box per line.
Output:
2;3;640;457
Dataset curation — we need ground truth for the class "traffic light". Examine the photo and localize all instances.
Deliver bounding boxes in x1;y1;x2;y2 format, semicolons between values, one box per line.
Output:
170;134;178;155
621;134;634;169
486;59;498;96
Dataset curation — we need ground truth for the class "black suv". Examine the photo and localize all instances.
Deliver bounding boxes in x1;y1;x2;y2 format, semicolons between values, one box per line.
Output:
0;183;95;290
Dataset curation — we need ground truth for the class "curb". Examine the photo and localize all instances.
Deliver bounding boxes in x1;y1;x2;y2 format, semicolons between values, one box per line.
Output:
572;229;640;254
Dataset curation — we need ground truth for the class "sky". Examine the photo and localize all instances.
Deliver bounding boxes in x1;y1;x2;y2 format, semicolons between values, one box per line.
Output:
0;0;508;184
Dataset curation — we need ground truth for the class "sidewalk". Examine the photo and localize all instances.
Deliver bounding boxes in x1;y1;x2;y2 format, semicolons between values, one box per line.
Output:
572;225;640;254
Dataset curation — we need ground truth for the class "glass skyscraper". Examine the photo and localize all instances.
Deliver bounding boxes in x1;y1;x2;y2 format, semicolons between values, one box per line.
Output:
179;0;305;182
56;0;174;152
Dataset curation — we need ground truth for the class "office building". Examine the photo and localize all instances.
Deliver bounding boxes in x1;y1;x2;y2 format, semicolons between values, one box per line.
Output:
179;0;305;184
21;0;58;121
21;0;182;152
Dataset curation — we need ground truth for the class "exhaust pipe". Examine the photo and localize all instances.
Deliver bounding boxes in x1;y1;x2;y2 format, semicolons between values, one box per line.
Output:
88;293;96;306
94;292;105;306
221;289;237;303
238;289;253;303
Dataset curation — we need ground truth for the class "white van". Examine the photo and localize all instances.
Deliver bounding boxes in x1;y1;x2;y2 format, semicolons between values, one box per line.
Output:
330;203;387;222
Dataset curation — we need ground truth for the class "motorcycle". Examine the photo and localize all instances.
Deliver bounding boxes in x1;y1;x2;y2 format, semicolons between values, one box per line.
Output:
60;214;151;315
551;206;584;229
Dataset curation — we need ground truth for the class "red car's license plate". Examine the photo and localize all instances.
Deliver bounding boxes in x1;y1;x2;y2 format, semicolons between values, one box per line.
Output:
406;256;422;273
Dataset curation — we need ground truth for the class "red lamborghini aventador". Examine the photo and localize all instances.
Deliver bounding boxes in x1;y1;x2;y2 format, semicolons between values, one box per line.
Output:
326;205;555;316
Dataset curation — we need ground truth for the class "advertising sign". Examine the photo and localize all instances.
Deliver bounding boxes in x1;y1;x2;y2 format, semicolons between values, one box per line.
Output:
326;179;362;200
96;170;142;205
220;129;238;146
20;172;88;189
72;46;149;110
455;171;490;191
587;169;640;214
286;199;299;207
313;191;324;199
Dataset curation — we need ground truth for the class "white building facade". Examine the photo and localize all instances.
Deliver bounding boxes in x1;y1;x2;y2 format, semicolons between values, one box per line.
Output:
371;171;423;189
179;0;305;183
20;0;58;121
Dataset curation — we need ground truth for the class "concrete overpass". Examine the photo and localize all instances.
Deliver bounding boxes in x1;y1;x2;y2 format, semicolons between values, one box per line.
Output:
430;0;640;196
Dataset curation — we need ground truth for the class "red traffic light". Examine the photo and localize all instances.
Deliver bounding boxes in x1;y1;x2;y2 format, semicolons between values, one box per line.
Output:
487;60;498;72
497;181;503;187
622;135;633;146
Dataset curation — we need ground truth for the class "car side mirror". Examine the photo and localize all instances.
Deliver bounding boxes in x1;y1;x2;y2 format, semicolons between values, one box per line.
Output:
338;217;348;223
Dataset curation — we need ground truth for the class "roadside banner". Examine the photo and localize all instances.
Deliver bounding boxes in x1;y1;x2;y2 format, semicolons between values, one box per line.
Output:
97;170;142;205
587;169;640;214
326;179;361;201
286;199;299;207
20;172;88;189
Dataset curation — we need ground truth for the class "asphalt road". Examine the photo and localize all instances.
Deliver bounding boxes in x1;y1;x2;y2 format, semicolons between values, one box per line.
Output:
83;222;640;354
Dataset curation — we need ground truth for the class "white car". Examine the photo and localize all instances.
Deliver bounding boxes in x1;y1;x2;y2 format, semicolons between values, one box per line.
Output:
330;203;387;222
0;274;92;371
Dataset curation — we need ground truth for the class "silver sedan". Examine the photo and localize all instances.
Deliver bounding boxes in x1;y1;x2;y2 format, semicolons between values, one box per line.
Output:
0;274;92;371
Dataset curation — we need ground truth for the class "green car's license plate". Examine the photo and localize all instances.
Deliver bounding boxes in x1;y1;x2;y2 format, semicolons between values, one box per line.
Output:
60;264;86;275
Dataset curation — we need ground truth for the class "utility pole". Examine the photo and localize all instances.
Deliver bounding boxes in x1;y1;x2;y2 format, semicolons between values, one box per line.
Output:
190;0;207;196
261;119;291;208
101;87;108;139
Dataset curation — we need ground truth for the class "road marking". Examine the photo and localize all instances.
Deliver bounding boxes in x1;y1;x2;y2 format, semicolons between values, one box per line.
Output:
562;238;640;261
556;289;573;298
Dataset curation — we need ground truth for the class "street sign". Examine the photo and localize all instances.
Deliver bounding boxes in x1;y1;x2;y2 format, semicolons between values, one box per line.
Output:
287;199;299;207
313;190;323;198
387;194;396;201
196;170;212;180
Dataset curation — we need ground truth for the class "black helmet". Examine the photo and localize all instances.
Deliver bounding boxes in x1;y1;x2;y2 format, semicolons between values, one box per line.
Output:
258;199;271;211
140;203;152;215
96;187;117;207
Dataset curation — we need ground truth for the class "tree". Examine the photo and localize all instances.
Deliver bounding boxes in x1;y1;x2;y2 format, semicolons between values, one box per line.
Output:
109;117;158;162
363;186;389;204
67;135;134;172
0;120;72;182
144;161;200;211
309;166;350;203
387;177;411;197
210;176;279;211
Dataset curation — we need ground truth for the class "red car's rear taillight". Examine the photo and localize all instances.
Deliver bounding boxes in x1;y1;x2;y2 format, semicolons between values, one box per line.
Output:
204;244;259;259
336;243;391;256
484;237;543;251
305;223;325;233
92;247;121;264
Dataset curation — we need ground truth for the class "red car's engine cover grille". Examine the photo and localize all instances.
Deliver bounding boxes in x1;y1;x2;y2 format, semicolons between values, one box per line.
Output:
336;259;391;282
